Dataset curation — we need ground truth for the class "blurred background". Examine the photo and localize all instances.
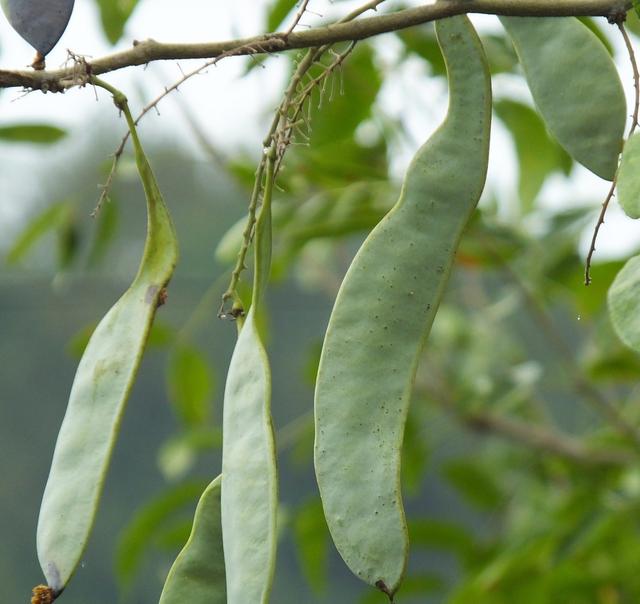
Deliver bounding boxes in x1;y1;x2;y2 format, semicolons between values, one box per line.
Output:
4;1;640;602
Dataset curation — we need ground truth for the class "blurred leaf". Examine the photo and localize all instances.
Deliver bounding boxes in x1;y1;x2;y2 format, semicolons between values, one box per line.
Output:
0;123;66;144
115;481;207;588
166;344;215;426
158;428;222;481
57;210;80;270
87;199;119;267
267;0;298;31
95;0;140;44
495;99;572;211
480;34;519;74
293;499;330;594
397;26;445;75
628;8;640;36
302;340;322;386
442;459;504;511
401;409;429;495
584;315;640;381
398;27;517;75
306;43;381;146
154;518;193;550
6;201;71;265
608;255;640;353
457;213;526;268
68;319;175;359
410;518;477;563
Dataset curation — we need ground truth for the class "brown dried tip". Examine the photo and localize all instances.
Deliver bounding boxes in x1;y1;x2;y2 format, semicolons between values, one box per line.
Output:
31;52;46;71
375;579;394;602
31;585;55;604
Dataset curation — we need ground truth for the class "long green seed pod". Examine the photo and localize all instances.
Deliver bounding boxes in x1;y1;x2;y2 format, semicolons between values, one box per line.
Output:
35;80;178;597
314;15;491;597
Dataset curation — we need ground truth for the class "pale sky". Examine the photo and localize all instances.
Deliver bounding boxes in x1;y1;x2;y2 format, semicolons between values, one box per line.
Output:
1;0;639;260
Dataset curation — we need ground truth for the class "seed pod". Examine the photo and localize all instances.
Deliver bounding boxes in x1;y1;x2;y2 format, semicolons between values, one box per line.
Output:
36;87;178;595
221;149;278;604
159;477;226;604
314;15;491;597
500;16;626;180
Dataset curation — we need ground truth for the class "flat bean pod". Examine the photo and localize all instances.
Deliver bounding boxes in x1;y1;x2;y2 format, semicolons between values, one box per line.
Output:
159;476;226;604
314;15;491;597
499;16;626;181
221;150;278;604
36;87;178;596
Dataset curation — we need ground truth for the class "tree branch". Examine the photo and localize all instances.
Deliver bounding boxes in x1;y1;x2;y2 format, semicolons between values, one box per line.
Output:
0;0;632;91
463;410;633;467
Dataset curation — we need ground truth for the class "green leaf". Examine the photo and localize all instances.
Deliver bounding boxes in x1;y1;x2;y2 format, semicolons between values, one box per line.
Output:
293;499;330;594
0;123;66;144
500;16;626;180
608;255;640;352
6;201;71;265
397;26;445;75
617;132;640;218
158;428;222;480
166;344;215;427
87;199;119;267
409;519;477;562
95;0;140;44
306;44;381;146
115;481;207;588
57;209;80;270
578;17;614;55
442;459;504;511
495;99;572;211
267;0;298;31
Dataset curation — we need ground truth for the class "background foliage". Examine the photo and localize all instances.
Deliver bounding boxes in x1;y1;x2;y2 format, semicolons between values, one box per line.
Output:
3;1;640;602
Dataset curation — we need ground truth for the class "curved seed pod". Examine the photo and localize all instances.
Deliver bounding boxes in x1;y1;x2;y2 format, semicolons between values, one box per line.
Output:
221;150;278;604
499;16;625;181
1;0;75;59
617;132;640;219
36;89;178;596
314;16;491;597
159;476;226;604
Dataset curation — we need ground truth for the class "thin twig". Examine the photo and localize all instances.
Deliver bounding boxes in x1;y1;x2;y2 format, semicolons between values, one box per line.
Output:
584;16;640;282
217;0;386;317
584;178;617;285
463;409;632;466
285;0;313;37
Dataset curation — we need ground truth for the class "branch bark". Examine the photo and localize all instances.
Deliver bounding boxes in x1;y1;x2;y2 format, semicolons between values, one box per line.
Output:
0;0;632;91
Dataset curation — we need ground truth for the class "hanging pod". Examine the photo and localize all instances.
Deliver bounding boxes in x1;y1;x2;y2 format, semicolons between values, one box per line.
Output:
159;476;226;604
220;149;278;604
499;16;626;180
314;15;492;598
36;85;178;597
